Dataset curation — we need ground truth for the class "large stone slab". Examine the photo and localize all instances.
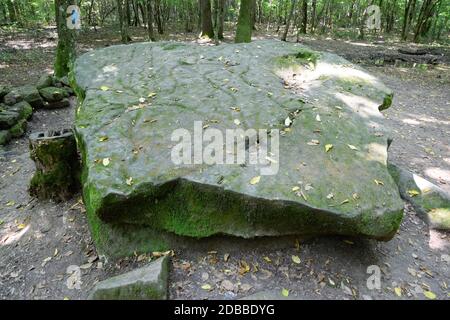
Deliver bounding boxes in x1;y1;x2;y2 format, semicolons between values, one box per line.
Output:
88;256;169;300
73;40;404;256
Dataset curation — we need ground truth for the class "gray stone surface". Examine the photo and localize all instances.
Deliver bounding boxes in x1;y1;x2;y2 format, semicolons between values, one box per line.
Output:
88;256;169;300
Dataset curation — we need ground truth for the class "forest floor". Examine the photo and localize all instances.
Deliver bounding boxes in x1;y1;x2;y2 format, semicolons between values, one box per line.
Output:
0;26;449;300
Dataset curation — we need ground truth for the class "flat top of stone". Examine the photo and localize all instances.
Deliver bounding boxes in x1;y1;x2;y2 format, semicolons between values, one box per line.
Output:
74;40;403;239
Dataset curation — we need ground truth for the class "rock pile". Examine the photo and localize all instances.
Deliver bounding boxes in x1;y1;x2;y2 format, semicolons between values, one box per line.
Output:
0;75;75;146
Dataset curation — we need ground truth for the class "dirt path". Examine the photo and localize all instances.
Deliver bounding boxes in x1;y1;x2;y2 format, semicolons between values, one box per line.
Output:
0;28;449;300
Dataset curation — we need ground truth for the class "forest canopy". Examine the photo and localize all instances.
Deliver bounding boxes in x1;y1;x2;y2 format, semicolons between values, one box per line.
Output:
0;0;448;43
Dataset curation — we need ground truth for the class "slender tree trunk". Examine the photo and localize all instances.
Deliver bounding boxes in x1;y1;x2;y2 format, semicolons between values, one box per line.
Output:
300;0;307;34
146;0;155;41
200;0;214;38
54;0;77;78
117;0;130;43
311;0;316;31
154;0;164;34
281;0;296;41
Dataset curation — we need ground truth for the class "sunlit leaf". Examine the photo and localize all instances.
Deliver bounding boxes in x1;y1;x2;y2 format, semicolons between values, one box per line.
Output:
250;176;261;185
291;255;301;264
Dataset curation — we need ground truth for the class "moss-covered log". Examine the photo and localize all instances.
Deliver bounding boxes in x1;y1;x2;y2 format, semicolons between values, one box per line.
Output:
29;129;80;201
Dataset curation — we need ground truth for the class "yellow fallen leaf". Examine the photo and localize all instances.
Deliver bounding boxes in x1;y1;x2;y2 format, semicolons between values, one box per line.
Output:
374;179;384;186
148;92;157;98
250;176;261;185
17;223;26;230
291;255;301;264
423;291;436;300
6;201;15;207
394;287;402;297
102;158;110;166
126;177;133;186
281;288;289;297
201;284;212;291
292;186;300;192
98;136;109;142
408;190;420;197
100;86;109;91
347;144;358;150
325;144;333;152
263;256;272;263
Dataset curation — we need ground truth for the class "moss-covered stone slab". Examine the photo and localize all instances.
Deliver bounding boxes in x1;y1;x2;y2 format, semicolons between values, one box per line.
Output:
73;40;404;256
389;163;450;230
88;256;169;300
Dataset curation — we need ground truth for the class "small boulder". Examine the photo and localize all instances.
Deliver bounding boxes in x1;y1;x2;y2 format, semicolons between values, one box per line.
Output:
389;163;450;231
9;101;33;120
88;256;169;300
36;74;54;89
0;110;20;129
9;119;27;138
0;85;11;100
0;130;11;145
3;90;22;106
39;86;69;102
59;76;70;87
4;85;44;108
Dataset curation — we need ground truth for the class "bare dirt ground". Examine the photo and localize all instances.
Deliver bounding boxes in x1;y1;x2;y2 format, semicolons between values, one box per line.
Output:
0;26;449;300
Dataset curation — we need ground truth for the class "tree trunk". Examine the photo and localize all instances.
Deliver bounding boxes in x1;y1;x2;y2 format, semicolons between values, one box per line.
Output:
402;0;417;40
300;0;307;34
200;0;214;38
54;0;77;78
235;0;253;42
311;0;316;31
218;0;225;39
281;0;296;41
146;0;155;41
117;0;130;43
154;0;164;34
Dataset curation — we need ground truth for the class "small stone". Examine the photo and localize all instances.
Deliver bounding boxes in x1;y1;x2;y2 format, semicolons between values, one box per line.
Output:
39;87;69;103
88;256;169;300
0;110;20;129
8;101;33;120
0;130;11;145
9;119;27;138
36;74;54;89
5;85;43;108
0;85;11;99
